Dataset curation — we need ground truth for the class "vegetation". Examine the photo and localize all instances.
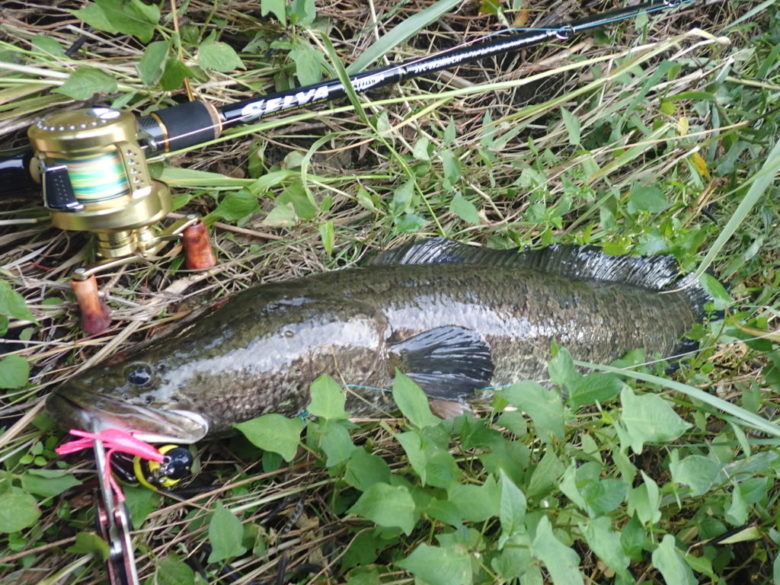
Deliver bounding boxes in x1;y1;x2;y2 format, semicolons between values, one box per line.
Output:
0;0;778;583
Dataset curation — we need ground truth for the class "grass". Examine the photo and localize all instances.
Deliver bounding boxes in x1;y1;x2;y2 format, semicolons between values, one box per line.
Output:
0;0;779;584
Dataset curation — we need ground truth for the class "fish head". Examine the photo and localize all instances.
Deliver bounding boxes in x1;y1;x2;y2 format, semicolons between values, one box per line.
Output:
48;359;210;444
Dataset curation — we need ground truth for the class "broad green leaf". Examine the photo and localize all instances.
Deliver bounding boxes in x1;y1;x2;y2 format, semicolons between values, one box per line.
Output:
138;40;169;86
278;181;317;219
160;58;193;91
347;0;461;73
319;220;335;255
32;35;66;56
20;469;80;498
561;107;581;145
318;421;356;467
396;430;458;488
290;0;316;25
344;448;391;491
207;190;259;223
581;517;630;576
66;532;110;561
0;488;40;533
392;179;415;216
348;482;416;534
54;66;117;100
123;485;161;528
199;38;245;72
235;414;303;462
450;192;480;224
627;471;661;525
73;0;159;43
581;478;626;516
261;0;287;25
628;184;669;214
290;40;324;86
208;503;247;563
669;453;721;496
263;202;297;227
448;475;500;522
652;534;696;585
527;450;565;498
619;386;691;453
500;381;564;443
0;355;29;389
412;137;431;161
725;483;748;526
548;346;579;389
308;374;347;419
398;543;473;585
531;516;584;585
392;371;440;428
498;469;527;546
569;373;624;407
154;554;196;585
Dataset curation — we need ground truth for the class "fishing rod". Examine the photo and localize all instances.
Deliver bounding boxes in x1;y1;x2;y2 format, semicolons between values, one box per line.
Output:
0;0;692;334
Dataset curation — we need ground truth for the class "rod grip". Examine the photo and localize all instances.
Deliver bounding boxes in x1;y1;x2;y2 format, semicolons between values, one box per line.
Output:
71;274;111;335
182;220;216;269
138;101;222;153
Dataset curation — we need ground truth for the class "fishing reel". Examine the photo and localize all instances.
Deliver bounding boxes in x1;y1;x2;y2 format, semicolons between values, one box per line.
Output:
112;444;194;491
23;106;218;334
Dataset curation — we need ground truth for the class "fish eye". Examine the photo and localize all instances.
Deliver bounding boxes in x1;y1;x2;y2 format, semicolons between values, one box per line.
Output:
125;363;153;387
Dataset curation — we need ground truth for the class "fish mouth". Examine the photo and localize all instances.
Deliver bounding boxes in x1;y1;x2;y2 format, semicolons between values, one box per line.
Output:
47;386;209;445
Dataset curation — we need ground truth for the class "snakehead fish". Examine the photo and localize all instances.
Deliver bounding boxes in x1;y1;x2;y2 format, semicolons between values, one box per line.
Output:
47;238;709;443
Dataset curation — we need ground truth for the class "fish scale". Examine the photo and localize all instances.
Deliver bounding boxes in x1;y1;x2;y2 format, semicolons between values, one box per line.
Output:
48;239;709;443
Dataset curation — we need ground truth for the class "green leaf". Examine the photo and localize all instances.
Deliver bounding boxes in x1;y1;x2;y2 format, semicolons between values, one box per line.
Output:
263;202;297;227
396;430;459;488
66;532;110;561
0;488;40;533
208;503;247;563
160;58;193;91
627;471;661;525
398;543;473;585
531;516;584;585
319;220;335;255
651;534;696;585
318;421;356;467
527;450;565;498
669;453;721;496
20;470;80;498
412;137;431;161
137;40;169;86
308;374;347;419
581;478;626;516
627;184;669;214
392;371;440;428
498;469;527;546
347;0;461;73
207;190;259;223
500;381;564;443
619;386;691;453
290;40;324;86
32;35;66;56
235;414;303;462
448;475;500;522
548;346;579;389
123;485;161;529
561;107;581;145
261;0;287;25
71;3;118;34
348;482;416;534
581;517;630;576
450;192;480;224
290;0;316;25
569;373;624;408
344;448;392;491
0;282;35;322
0;355;29;389
54;66;117;100
199;38;245;72
154;554;196;585
73;0;159;43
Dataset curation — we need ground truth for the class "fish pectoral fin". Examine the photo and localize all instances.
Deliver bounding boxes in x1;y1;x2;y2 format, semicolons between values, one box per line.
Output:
429;398;473;419
389;325;494;400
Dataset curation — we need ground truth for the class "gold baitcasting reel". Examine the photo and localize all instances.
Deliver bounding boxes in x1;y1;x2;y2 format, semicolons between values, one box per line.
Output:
26;107;216;334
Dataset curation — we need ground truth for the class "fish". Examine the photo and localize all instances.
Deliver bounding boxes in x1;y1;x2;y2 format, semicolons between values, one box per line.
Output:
47;238;710;444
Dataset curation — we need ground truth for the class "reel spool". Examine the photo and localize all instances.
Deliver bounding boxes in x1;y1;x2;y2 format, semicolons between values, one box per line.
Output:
27;107;216;334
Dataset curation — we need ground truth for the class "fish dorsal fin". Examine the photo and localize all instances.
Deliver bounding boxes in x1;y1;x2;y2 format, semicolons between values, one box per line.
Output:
372;238;710;311
388;325;494;402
